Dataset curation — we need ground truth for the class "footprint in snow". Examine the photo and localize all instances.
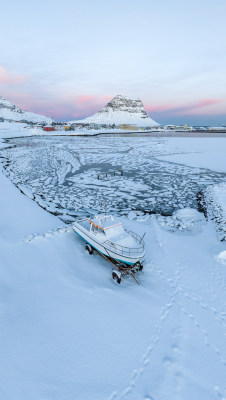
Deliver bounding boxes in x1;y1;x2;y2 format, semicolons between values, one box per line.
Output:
163;356;174;368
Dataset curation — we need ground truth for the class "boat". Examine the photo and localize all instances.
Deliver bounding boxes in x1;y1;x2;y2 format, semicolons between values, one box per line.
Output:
73;215;145;284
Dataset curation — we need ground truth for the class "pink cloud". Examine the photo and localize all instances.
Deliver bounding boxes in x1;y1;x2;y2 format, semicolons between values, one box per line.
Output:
66;94;112;119
8;92;115;120
1;89;225;122
0;66;27;86
76;95;96;104
145;104;174;113
195;99;222;108
145;98;224;116
31;95;225;120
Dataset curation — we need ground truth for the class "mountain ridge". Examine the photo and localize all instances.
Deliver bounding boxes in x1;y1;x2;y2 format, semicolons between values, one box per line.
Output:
69;95;159;127
0;96;53;124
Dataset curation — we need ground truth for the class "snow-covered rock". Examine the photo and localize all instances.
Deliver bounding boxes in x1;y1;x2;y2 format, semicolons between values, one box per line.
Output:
202;183;226;241
216;250;226;265
69;95;159;127
0;96;53;124
157;207;205;232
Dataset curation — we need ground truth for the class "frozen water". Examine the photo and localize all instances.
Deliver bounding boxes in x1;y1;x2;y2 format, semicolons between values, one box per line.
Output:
1;135;226;222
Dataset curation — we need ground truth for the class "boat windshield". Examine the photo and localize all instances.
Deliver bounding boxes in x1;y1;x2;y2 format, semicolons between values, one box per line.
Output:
104;224;125;238
91;224;106;235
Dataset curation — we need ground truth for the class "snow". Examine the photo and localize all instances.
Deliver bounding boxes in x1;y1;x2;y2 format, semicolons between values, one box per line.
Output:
212;184;226;212
0;96;53;124
157;137;226;173
157;208;205;232
0;121;44;138
202;183;226;241
69;95;159;127
217;250;226;263
0;128;226;400
90;215;117;228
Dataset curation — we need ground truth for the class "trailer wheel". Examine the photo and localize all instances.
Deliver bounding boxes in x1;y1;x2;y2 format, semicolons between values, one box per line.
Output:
85;244;93;255
112;272;121;284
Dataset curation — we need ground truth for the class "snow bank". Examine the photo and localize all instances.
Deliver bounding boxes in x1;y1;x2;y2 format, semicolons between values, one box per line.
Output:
202;183;226;241
0;121;39;139
157;207;205;232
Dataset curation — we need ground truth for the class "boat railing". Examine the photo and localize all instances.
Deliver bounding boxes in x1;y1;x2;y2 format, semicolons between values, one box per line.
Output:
127;230;144;244
74;219;145;256
73;217;90;230
74;217;90;223
103;231;144;256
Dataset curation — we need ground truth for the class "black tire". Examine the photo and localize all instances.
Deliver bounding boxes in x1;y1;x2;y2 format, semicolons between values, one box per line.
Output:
85;244;93;255
112;272;121;284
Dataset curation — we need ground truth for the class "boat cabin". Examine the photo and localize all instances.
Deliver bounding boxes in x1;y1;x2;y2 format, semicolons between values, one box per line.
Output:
89;215;122;235
88;215;137;247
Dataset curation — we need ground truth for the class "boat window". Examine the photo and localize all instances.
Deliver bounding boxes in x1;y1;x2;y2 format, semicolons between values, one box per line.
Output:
97;227;105;235
91;224;105;235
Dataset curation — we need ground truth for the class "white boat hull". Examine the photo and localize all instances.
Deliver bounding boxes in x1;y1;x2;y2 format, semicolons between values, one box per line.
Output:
73;223;144;265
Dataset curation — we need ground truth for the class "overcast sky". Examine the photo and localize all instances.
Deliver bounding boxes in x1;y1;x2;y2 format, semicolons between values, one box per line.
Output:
0;0;225;124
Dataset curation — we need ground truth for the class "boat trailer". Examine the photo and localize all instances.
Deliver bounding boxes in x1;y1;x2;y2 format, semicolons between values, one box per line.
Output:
85;243;143;285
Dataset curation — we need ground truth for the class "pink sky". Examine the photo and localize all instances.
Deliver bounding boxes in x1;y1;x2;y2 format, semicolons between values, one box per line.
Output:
0;65;225;124
145;98;225;116
0;0;225;125
0;67;27;86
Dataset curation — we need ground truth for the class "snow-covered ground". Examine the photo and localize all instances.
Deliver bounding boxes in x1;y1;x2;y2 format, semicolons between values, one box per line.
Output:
157;137;226;173
0;121;44;138
0;129;226;400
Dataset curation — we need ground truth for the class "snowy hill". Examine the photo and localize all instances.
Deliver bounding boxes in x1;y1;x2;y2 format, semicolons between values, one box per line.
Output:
69;95;159;127
0;96;53;124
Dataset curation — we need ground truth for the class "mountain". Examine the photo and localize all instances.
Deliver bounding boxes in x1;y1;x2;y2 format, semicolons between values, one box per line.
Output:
69;95;159;127
0;96;53;124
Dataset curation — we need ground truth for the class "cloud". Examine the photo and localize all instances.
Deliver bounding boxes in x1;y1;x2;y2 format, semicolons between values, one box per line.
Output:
76;95;96;104
145;98;224;116
0;66;27;86
66;94;112;119
1;88;225;123
0;92;108;121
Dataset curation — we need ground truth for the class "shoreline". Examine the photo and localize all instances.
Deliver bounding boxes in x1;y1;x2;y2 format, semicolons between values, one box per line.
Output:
2;131;226;140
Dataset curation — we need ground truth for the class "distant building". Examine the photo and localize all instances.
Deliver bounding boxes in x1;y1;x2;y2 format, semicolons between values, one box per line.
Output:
43;126;55;132
119;124;138;131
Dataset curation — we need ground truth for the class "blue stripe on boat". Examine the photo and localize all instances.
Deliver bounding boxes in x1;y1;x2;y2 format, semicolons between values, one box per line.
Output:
74;230;134;265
